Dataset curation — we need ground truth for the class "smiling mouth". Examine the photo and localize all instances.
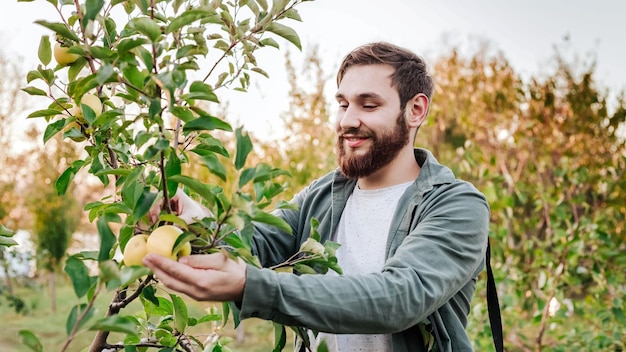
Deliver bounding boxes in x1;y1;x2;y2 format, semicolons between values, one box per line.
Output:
342;135;370;148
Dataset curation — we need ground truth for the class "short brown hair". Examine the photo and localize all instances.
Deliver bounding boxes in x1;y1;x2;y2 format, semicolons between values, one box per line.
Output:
336;42;434;108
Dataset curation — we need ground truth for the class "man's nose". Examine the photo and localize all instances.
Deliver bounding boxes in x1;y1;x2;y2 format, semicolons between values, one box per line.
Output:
338;106;361;130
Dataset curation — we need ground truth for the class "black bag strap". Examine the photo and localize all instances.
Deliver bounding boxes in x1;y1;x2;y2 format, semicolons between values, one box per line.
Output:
486;240;504;352
428;241;504;352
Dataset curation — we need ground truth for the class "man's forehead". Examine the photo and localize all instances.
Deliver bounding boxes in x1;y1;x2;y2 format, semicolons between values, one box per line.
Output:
336;65;397;100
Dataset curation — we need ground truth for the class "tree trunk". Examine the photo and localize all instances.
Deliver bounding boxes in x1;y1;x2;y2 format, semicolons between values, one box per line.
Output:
49;270;56;313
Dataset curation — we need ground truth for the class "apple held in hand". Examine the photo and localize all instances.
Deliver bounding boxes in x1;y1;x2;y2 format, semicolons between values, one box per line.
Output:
146;225;192;261
123;234;149;266
122;226;192;266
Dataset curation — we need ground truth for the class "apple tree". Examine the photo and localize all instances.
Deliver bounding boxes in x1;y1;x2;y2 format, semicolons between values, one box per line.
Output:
17;0;341;351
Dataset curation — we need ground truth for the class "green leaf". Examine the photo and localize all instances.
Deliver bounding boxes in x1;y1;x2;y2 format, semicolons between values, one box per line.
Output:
97;217;116;262
182;116;232;134
0;236;18;247
166;10;207;33
196;313;222;324
613;307;626;325
266;22;301;50
56;160;86;195
235;127;253;170
142;296;173;317
35;20;80;42
168;175;217;208
170;294;188;333
130;17;161;42
96;63;115;85
141;285;159;307
199;153;227;181
89;315;138;335
192;136;229;157
38;35;51;66
18;330;43;352
64;256;92;298
44;119;65;143
282;8;302;21
66;303;95;335
165;153;182;198
238;167;256;189
84;0;105;27
272;323;287;352
186;81;219;102
221;301;230;328
294;263;317;275
252;211;292;234
0;224;16;237
21;86;48;97
119;266;152;287
28;108;62;118
251;66;269;78
68;58;88;82
133;188;158;221
257;0;269;11
259;37;280;49
26;69;44;83
317;339;329;352
170;106;195;123
117;37;148;53
172;232;195;255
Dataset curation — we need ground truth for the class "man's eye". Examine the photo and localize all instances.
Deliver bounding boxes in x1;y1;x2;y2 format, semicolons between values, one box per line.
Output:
363;105;377;109
338;103;348;109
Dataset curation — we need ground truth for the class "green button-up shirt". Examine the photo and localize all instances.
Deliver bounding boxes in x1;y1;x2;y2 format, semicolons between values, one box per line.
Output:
240;148;490;352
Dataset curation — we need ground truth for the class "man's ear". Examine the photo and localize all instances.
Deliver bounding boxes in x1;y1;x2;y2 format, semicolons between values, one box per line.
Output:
405;93;429;128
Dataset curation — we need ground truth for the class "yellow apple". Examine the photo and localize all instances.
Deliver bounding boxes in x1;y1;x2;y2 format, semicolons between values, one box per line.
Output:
123;234;149;266
80;93;103;115
53;43;79;66
72;93;103;123
146;225;192;261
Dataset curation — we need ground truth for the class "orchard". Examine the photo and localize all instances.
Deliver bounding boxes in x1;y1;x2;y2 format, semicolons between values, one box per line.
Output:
17;0;340;351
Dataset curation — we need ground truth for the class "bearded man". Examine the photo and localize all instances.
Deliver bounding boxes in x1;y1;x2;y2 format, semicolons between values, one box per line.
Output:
144;41;491;352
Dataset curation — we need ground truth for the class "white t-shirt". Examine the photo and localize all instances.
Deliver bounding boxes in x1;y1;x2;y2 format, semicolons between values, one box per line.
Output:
315;181;413;352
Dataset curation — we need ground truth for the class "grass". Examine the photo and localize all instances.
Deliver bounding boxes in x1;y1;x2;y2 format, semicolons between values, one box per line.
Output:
0;276;293;351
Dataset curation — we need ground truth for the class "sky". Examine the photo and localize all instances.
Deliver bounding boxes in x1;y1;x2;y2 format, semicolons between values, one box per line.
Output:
2;0;625;138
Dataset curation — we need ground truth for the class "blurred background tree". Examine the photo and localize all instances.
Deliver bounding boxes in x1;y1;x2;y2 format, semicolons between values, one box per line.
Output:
422;42;626;351
25;133;81;313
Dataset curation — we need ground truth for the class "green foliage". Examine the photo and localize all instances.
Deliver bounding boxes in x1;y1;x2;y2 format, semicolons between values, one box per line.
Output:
19;0;337;351
0;225;18;248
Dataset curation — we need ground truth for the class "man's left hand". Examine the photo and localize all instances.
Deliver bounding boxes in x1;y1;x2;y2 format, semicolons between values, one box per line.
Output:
143;252;247;302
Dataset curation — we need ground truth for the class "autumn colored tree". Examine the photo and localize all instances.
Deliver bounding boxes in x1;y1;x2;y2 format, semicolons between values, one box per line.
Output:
259;45;336;200
426;43;626;351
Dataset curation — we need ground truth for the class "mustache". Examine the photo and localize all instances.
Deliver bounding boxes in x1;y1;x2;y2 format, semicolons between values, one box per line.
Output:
337;127;373;138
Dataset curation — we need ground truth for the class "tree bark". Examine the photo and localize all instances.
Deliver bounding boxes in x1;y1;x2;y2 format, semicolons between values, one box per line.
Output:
49;271;56;313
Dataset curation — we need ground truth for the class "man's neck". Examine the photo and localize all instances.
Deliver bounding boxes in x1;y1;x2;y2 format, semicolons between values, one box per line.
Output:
357;148;420;190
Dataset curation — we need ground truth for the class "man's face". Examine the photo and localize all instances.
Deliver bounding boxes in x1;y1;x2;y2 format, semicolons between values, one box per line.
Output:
335;65;411;179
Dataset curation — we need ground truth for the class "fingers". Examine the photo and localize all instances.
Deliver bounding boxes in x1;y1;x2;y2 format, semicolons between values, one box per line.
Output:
181;252;229;269
143;253;246;302
144;255;202;298
147;196;164;225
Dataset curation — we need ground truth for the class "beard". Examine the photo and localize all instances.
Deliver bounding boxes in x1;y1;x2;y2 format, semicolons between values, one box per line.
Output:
336;110;410;179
